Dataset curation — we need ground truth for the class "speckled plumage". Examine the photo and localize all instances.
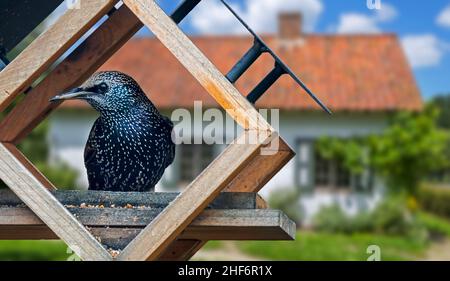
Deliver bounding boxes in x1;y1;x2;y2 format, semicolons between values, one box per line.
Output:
59;71;175;192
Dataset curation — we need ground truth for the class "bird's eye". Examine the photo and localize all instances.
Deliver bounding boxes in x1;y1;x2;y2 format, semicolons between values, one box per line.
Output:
97;82;108;94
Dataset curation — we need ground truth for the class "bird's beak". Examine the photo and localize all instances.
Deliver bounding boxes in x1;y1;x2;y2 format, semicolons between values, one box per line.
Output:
49;87;95;102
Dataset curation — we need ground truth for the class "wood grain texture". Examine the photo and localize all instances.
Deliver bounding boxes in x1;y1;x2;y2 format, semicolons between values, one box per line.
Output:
123;0;272;131
0;5;142;143
225;137;294;192
117;131;273;260
0;189;263;209
0;0;117;112
0;208;295;246
159;240;206;261
170;136;294;260
0;207;292;229
0;143;111;260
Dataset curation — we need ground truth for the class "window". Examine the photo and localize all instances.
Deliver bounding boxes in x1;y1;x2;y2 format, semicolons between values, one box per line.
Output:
314;150;351;189
179;144;216;183
295;138;373;191
296;140;313;188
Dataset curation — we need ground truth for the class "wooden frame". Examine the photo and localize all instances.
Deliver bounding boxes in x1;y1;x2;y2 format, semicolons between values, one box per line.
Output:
0;0;295;261
0;190;296;249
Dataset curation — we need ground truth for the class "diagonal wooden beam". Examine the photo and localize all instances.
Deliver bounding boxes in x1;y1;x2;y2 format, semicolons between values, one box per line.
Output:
0;0;117;112
117;130;274;260
163;136;295;260
123;0;272;132
159;240;206;261
225;137;294;192
0;5;142;143
0;142;111;260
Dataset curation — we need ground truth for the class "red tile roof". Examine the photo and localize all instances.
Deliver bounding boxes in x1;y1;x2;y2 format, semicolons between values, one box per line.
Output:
63;34;422;112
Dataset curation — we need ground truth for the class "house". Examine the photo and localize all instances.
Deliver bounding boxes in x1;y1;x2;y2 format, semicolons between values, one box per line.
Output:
47;13;422;221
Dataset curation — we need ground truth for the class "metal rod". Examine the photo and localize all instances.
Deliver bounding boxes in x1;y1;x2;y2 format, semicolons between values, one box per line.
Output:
220;0;331;114
226;39;267;83
171;0;202;24
247;63;286;104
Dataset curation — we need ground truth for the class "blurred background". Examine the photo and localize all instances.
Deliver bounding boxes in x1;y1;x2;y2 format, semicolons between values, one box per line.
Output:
1;0;450;260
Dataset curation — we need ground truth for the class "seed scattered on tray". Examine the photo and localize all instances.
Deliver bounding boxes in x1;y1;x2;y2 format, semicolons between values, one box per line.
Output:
108;249;120;258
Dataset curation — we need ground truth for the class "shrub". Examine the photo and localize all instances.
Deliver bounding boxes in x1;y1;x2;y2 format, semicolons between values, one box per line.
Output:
417;212;450;238
36;162;78;190
418;184;450;219
313;204;373;234
313;196;427;240
268;187;302;225
371;197;424;238
312;204;349;233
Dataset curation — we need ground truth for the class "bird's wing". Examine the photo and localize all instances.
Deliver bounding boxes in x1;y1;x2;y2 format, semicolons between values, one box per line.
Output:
84;119;102;165
84;118;106;189
162;115;176;167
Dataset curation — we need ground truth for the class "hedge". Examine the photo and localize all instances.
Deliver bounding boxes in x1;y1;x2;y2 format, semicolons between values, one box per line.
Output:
418;184;450;219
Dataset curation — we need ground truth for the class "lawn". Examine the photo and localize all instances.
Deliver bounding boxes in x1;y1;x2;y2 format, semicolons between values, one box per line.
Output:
232;232;428;261
0;233;431;261
2;212;449;261
0;240;69;261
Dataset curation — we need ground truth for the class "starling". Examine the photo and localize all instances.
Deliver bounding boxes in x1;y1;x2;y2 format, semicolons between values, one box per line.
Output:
50;71;175;192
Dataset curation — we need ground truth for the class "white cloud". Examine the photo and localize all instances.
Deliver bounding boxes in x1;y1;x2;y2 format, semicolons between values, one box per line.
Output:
336;13;380;34
401;34;445;68
189;0;323;35
375;2;398;22
335;2;397;34
437;5;450;28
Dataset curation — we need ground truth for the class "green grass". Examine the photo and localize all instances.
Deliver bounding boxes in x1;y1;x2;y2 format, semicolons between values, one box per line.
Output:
235;232;428;261
0;234;429;261
203;240;223;250
0;240;69;261
417;212;450;237
4;215;450;261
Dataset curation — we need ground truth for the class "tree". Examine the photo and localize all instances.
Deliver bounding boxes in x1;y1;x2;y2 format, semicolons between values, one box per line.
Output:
0;103;78;190
430;93;450;130
316;105;449;194
371;106;449;193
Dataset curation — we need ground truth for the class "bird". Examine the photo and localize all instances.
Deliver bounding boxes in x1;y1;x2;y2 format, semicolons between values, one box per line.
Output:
50;71;175;192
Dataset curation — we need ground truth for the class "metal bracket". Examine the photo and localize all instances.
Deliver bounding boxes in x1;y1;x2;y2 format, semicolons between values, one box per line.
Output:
220;0;331;114
226;38;268;83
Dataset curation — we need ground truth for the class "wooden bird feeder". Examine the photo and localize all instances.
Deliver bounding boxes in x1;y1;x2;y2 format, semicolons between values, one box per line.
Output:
0;0;299;261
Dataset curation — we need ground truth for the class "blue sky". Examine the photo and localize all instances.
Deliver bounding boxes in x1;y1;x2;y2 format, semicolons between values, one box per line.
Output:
137;0;450;100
